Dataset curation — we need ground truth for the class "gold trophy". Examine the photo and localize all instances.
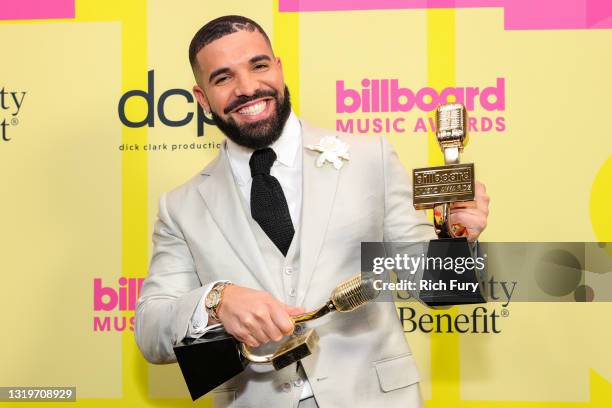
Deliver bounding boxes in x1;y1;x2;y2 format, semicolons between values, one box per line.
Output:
411;103;485;306
174;275;379;400
413;103;474;237
240;274;378;369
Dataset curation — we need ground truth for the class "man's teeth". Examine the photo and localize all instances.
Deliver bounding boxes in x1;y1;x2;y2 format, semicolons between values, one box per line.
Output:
238;100;266;115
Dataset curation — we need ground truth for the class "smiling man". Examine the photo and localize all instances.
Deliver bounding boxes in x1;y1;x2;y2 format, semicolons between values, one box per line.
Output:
191;24;291;150
135;15;490;408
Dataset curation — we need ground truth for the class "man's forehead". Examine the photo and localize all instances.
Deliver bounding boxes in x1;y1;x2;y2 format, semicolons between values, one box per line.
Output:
196;30;273;73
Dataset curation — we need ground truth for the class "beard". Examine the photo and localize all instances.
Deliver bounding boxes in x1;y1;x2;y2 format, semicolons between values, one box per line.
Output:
211;85;292;150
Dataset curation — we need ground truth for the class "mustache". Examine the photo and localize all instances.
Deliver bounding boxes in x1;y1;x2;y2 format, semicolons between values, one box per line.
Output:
223;89;279;115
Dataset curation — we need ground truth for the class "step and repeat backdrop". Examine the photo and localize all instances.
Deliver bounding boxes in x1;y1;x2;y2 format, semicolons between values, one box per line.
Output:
1;0;611;407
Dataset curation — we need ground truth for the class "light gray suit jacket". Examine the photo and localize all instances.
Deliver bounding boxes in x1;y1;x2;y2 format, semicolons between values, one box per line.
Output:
135;120;435;407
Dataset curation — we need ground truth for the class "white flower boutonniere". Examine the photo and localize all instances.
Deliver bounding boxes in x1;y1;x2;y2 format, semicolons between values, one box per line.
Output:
306;136;350;170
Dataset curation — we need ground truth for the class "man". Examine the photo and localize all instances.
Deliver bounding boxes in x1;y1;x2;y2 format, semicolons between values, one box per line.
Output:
135;15;489;408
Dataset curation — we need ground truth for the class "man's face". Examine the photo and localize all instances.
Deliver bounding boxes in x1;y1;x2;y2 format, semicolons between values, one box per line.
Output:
192;30;291;149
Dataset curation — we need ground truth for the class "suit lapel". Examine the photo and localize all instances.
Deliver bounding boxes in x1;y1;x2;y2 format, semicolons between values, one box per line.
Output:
198;144;283;299
298;122;342;305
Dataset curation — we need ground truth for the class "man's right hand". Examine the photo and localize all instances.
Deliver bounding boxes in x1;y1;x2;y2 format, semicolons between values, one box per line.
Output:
215;285;305;347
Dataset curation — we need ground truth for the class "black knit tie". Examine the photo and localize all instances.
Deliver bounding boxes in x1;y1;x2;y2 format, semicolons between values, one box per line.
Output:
249;148;295;256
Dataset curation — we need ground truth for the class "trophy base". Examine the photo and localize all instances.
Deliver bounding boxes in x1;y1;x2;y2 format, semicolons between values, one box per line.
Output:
420;238;487;307
174;327;247;401
271;329;319;370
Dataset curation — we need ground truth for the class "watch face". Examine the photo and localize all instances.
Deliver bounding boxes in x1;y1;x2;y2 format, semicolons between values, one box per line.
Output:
205;290;220;309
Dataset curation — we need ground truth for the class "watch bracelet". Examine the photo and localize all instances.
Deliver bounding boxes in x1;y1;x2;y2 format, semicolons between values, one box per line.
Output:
207;282;231;322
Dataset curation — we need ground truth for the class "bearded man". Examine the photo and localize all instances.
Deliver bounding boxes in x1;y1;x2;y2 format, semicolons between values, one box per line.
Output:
135;15;490;408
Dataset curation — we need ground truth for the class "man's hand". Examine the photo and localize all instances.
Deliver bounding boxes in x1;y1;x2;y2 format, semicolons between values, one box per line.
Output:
215;285;305;348
449;181;490;242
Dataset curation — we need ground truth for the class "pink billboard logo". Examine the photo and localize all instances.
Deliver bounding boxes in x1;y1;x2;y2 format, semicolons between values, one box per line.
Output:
336;78;505;114
335;78;506;134
93;277;144;311
93;277;144;333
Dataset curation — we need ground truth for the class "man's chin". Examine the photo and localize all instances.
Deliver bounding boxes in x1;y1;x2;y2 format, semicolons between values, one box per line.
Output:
239;117;276;134
239;127;279;149
214;118;280;149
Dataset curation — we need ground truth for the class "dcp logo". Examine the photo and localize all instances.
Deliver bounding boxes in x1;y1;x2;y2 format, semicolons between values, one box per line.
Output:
118;70;214;137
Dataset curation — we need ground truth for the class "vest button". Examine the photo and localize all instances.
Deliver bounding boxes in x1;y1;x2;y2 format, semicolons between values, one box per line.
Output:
289;288;297;297
281;382;292;393
285;266;293;275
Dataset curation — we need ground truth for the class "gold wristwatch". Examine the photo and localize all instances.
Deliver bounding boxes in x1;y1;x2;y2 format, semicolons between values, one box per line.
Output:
204;282;231;322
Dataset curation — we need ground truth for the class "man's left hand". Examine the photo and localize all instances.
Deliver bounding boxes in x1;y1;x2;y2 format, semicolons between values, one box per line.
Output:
448;181;490;242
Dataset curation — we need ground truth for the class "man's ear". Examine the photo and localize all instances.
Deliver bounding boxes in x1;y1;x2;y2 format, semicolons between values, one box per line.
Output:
275;56;285;83
193;84;211;114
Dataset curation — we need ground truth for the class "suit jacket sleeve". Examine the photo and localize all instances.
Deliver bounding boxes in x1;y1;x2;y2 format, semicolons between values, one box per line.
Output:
134;192;208;364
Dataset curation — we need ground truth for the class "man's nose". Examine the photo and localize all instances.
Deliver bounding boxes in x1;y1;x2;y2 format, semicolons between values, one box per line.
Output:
234;73;258;97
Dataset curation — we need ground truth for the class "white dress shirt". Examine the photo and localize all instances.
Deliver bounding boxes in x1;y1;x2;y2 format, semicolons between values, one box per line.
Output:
187;112;313;398
225;111;302;225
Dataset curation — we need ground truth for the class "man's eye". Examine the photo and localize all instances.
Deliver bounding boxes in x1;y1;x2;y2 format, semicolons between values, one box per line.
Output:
215;76;230;85
254;64;268;70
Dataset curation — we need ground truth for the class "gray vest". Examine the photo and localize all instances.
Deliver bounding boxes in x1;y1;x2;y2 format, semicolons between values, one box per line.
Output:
235;190;309;405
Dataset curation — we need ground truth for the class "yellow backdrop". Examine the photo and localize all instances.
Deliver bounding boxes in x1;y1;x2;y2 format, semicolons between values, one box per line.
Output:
1;0;610;406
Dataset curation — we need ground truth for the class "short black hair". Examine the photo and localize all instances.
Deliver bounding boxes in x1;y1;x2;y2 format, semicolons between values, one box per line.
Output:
189;15;272;72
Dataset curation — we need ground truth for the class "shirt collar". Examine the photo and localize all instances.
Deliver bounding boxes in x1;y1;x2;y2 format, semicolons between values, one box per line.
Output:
226;111;301;186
